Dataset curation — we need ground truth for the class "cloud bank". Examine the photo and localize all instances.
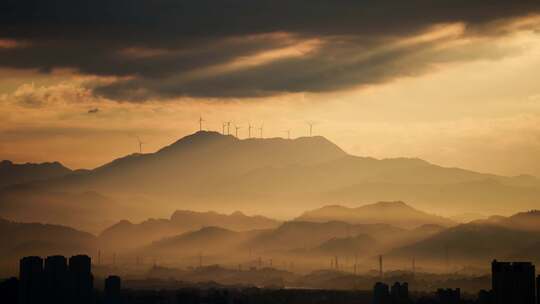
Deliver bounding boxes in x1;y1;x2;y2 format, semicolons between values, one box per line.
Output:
1;0;540;100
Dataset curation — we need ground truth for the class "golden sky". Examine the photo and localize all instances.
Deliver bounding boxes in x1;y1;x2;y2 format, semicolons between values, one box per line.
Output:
1;13;540;176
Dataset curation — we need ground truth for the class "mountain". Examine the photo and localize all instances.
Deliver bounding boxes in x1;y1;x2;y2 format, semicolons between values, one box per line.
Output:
0;218;97;276
49;131;347;196
296;201;454;228
485;210;540;231
5;131;540;223
0;160;72;189
0;184;125;233
387;223;540;267
142;226;256;257
99;210;280;250
244;220;406;253
314;234;377;256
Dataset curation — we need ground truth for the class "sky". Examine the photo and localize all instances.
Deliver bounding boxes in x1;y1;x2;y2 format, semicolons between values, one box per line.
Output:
1;1;540;176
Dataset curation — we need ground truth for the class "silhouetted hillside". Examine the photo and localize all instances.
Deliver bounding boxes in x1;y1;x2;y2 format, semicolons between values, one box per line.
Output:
0;185;123;233
4;131;540;223
244;221;404;253
314;234;377;256
0;160;72;188
486;210;540;231
0;218;97;275
296;201;454;228
143;226;257;257
52;131;347;195
99;210;280;250
387;223;540;267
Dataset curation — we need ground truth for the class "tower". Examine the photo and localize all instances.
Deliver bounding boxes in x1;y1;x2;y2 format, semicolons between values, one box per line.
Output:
104;275;121;304
19;256;43;304
44;255;68;304
69;255;93;304
373;282;389;304
492;260;536;304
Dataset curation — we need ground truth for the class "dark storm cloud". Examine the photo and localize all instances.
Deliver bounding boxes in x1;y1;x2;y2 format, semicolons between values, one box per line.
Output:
1;0;539;100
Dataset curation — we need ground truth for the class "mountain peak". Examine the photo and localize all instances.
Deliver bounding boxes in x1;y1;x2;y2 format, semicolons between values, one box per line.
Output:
367;201;409;209
158;131;236;153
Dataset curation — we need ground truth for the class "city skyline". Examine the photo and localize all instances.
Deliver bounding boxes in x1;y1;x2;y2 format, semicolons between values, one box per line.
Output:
2;2;540;303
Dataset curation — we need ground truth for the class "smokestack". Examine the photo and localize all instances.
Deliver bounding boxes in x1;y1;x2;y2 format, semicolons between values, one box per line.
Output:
354;254;358;275
379;255;383;279
445;245;449;273
412;257;416;277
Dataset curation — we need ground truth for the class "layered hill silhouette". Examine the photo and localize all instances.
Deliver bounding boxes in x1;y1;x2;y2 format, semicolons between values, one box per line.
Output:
143;226;259;258
0;160;72;189
2;131;540;230
99;210;280;250
296;201;454;228
386;211;540;267
0;218;97;276
0;184;124;233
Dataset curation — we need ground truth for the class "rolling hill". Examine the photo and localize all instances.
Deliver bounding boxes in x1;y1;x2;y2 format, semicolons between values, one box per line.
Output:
0;160;72;189
296;201;454;228
0;218;97;276
387;222;540;268
99;210;280;250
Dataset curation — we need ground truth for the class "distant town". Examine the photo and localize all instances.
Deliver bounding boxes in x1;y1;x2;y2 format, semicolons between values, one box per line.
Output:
1;255;539;304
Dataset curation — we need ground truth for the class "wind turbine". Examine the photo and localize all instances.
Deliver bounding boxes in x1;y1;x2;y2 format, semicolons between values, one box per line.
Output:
248;124;253;138
222;122;227;135
136;136;146;153
235;125;242;138
284;129;291;139
307;122;314;137
226;121;232;135
258;123;264;138
199;116;205;131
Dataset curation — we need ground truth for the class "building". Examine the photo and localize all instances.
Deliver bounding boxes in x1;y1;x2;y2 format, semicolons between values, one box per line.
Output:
69;255;94;304
373;282;390;304
19;256;43;304
492;260;536;304
44;255;69;304
436;288;460;304
0;277;19;304
105;275;122;304
390;282;409;304
477;289;492;304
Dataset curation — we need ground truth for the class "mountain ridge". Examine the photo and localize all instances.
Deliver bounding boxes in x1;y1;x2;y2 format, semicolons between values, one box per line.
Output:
0;160;72;189
296;201;455;228
2;131;540;227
